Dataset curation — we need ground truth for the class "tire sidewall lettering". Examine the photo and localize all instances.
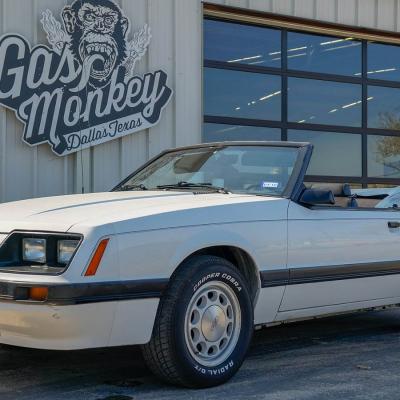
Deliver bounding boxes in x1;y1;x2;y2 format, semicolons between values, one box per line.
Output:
193;272;242;293
194;360;235;376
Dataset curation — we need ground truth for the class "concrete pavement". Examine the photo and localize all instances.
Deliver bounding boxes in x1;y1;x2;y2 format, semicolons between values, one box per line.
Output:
1;308;400;400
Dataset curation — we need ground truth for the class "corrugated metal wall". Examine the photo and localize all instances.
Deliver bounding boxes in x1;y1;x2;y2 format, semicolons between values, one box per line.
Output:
0;0;399;202
0;0;202;202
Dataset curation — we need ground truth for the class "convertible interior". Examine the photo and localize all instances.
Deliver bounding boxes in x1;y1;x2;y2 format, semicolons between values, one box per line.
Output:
304;183;384;209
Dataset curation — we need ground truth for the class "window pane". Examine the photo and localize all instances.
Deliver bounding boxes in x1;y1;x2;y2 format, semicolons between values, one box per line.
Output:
288;129;362;176
306;182;362;190
203;124;281;142
368;135;400;178
288;32;361;76
204;68;281;120
288;78;362;127
368;43;400;81
368;86;400;130
204;19;281;68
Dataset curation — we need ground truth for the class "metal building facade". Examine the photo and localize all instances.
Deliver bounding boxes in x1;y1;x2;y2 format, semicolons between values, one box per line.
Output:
0;0;398;202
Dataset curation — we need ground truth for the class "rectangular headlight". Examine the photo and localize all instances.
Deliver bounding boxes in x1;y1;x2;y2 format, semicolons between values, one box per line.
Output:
22;238;46;263
58;240;80;265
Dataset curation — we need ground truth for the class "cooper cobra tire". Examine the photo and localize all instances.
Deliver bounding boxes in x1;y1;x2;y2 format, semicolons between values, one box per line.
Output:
142;255;254;388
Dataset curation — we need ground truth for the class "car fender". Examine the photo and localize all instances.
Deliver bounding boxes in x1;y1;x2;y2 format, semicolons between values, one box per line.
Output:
167;226;260;277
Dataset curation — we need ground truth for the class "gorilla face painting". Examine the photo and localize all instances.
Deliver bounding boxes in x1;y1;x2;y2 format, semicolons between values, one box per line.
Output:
62;0;129;87
0;0;172;156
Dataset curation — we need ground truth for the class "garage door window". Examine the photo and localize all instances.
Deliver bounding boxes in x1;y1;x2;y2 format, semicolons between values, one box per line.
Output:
288;130;362;177
204;124;281;142
287;31;361;76
204;17;400;188
204;68;281;120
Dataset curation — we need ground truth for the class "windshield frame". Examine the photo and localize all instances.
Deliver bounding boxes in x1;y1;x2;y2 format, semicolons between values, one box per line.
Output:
112;141;313;199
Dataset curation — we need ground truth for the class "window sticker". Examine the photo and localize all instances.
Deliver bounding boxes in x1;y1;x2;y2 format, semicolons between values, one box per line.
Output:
262;181;279;189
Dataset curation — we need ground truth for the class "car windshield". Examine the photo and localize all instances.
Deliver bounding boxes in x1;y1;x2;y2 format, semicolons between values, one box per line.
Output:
117;145;301;196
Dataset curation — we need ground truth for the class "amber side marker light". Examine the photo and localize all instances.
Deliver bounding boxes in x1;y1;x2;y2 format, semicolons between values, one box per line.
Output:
85;238;110;276
29;287;49;302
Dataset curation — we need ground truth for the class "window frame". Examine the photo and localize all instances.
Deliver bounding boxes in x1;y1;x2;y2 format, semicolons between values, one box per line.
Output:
203;15;400;189
112;142;313;201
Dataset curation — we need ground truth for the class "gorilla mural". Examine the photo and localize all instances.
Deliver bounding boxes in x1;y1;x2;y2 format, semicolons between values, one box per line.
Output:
62;0;129;88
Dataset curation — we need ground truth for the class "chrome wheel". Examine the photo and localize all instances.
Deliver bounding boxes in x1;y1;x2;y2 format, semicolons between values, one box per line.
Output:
184;281;241;367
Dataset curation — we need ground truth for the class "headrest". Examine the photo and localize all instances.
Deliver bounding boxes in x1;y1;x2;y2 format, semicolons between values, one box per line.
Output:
306;183;352;197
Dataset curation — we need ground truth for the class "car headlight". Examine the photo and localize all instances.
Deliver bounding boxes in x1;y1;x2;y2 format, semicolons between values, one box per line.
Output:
0;232;82;275
58;240;80;265
22;238;46;263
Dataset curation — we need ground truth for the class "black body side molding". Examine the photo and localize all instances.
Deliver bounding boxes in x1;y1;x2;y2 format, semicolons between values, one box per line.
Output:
260;260;400;288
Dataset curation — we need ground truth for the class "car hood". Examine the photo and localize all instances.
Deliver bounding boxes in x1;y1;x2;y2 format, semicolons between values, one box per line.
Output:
0;191;287;234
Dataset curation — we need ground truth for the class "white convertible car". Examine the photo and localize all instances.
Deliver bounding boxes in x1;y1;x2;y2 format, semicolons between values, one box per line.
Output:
0;141;399;387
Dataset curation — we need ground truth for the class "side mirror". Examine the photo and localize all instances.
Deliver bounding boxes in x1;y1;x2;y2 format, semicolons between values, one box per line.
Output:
300;188;335;206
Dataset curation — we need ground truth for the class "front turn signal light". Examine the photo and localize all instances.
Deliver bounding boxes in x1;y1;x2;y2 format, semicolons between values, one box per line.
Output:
84;239;110;276
29;287;49;302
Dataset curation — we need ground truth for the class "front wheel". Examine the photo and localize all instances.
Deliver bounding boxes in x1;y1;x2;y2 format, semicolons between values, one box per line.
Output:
142;255;254;388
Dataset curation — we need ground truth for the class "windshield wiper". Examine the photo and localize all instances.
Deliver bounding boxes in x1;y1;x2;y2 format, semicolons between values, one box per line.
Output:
157;182;230;194
118;184;148;191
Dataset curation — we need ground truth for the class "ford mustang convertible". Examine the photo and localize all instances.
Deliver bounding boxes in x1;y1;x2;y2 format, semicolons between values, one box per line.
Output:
0;142;399;388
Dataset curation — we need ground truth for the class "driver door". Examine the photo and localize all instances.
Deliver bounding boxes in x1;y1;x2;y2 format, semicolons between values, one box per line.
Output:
279;201;400;313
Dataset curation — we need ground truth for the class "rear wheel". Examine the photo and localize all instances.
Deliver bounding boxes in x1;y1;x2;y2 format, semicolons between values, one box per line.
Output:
142;255;254;388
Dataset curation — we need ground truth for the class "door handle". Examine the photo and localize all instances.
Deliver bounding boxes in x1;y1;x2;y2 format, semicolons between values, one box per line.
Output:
388;221;400;229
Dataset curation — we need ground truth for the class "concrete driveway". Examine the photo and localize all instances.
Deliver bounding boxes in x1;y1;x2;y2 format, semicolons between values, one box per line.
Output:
1;308;400;400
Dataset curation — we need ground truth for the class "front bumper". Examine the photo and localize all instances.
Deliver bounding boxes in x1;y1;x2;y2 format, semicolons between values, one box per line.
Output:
0;301;116;350
0;279;168;305
0;279;166;350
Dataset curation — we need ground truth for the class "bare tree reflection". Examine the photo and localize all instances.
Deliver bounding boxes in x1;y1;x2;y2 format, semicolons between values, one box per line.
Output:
375;113;400;174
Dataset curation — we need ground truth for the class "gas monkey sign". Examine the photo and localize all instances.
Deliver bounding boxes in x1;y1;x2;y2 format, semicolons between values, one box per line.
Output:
0;0;172;156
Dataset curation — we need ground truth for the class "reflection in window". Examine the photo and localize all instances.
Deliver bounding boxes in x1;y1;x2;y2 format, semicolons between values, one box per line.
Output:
123;146;299;196
368;86;400;130
288;78;362;127
288;32;361;76
368;135;400;178
204;68;281;120
203;124;281;142
288;130;362;176
204;19;281;68
368;184;398;189
367;43;400;81
203;18;400;186
375;190;400;209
